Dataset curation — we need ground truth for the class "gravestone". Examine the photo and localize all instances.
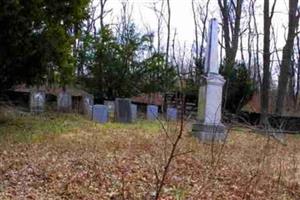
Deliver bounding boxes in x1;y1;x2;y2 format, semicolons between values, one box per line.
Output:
147;105;158;120
83;95;94;116
131;104;137;121
104;100;115;119
57;90;72;112
167;107;177;121
92;105;108;123
30;90;46;113
89;105;93;119
115;98;133;123
192;18;226;142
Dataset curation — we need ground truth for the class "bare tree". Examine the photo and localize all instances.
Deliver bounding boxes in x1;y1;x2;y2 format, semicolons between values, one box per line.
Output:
165;0;171;69
99;0;112;30
87;2;98;35
192;0;199;64
247;0;253;72
295;35;300;106
192;0;210;84
218;0;244;75
85;0;112;35
250;0;262;86
276;0;300;115
198;0;210;64
240;33;245;63
75;0;107;77
149;1;165;53
260;0;277;125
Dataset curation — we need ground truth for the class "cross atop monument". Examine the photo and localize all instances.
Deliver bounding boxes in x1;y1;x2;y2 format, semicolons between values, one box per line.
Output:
204;18;219;74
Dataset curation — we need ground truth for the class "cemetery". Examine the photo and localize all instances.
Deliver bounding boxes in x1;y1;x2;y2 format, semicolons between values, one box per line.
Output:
0;0;300;199
0;109;299;199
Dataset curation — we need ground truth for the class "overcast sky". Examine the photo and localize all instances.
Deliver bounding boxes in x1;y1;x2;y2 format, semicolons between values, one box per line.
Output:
99;0;289;46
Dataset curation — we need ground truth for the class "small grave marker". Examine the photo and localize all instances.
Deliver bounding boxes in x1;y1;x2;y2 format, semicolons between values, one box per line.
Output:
131;104;137;121
147;105;158;120
92;105;108;123
83;95;94;117
57;90;72;112
104;100;115;119
167;107;177;121
115;98;133;123
30;90;45;113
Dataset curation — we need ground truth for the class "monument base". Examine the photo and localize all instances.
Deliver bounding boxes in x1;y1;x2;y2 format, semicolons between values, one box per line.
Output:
192;123;226;142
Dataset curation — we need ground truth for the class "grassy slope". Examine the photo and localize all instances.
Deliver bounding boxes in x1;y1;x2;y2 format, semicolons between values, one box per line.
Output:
0;113;87;144
0;113;299;199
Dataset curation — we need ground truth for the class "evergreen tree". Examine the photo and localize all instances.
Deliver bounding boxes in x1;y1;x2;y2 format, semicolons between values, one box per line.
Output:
0;0;90;91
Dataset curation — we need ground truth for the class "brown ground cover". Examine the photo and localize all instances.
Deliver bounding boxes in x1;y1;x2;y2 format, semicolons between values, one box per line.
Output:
0;112;299;199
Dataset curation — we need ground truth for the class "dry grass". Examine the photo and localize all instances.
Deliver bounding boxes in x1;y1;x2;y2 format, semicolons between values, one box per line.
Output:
0;112;299;199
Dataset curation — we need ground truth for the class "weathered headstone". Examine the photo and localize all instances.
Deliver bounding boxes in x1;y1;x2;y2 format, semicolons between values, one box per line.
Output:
147;105;158;120
115;98;133;123
57;90;72;112
104;100;115;119
92;105;108;123
192;18;226;142
167;107;177;121
131;104;137;121
83;95;94;116
30;90;46;113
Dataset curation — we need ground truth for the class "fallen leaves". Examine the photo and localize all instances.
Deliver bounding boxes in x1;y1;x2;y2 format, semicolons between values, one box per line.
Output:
0;114;299;199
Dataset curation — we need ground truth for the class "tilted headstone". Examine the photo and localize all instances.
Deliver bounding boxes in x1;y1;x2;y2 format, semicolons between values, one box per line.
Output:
57;91;72;112
147;105;158;120
192;18;226;142
167;107;177;121
92;105;108;123
115;98;133;123
131;104;137;121
30;90;46;113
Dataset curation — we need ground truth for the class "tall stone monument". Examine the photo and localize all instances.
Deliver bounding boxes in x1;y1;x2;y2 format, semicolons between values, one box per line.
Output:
192;18;226;142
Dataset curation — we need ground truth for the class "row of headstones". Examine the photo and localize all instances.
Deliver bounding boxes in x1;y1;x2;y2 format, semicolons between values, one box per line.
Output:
31;91;73;113
30;90;92;113
90;98;177;123
30;91;177;122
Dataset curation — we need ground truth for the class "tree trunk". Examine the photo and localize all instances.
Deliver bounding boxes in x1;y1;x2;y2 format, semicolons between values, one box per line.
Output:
295;36;300;106
252;0;261;87
247;0;253;73
218;0;244;76
165;0;171;70
260;0;277;125
275;0;299;115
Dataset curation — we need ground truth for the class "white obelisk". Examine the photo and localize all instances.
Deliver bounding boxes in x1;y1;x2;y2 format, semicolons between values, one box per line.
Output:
192;18;226;142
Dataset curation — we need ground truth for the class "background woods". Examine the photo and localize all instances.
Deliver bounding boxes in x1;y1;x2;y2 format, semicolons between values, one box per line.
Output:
1;0;300;120
0;1;300;199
